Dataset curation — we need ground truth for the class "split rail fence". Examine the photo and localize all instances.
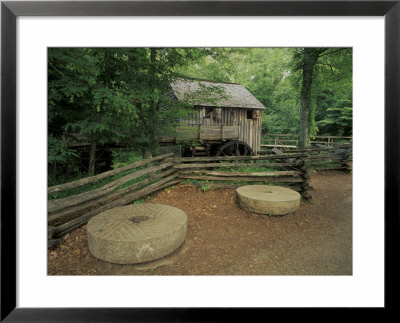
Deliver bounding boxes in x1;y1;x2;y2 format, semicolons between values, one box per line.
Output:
274;144;353;171
48;152;312;247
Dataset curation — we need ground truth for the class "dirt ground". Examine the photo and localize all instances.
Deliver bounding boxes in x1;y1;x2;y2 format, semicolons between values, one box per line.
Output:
48;170;352;275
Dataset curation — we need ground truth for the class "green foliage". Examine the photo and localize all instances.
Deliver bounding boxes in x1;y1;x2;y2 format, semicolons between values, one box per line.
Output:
316;100;353;136
48;48;136;142
48;135;78;164
312;49;352;136
48;135;79;185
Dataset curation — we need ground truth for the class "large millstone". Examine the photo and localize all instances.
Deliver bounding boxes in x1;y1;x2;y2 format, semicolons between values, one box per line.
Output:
87;204;187;264
236;185;300;215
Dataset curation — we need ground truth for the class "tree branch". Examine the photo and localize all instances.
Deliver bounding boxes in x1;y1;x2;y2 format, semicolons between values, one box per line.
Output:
317;48;348;58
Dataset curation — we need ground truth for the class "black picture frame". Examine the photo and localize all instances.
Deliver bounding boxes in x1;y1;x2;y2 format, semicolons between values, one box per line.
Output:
1;1;398;321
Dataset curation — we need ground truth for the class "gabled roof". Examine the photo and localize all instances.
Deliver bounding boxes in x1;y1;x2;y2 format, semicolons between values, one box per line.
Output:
170;78;265;110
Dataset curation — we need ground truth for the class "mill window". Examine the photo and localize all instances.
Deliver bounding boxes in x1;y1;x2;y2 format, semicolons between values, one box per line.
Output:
204;107;213;119
247;109;253;119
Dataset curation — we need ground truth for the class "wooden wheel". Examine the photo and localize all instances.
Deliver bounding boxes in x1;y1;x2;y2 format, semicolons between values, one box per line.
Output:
216;140;253;156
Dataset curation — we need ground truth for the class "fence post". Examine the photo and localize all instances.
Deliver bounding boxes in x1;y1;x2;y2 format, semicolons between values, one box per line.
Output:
340;147;352;172
294;156;312;200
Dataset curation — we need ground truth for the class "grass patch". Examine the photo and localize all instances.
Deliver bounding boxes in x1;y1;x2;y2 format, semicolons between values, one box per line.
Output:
201;183;211;192
111;149;143;169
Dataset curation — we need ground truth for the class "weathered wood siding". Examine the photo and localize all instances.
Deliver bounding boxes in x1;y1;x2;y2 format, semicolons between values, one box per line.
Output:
179;106;262;154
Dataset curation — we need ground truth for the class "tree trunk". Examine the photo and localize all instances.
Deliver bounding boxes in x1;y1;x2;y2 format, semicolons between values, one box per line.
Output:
299;49;317;148
88;141;97;175
149;48;157;156
48;161;57;186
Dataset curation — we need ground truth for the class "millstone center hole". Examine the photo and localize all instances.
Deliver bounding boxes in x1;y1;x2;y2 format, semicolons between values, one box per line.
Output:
129;215;151;223
264;190;273;194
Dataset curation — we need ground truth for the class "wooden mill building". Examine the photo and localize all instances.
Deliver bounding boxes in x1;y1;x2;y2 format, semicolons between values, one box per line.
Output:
160;78;265;156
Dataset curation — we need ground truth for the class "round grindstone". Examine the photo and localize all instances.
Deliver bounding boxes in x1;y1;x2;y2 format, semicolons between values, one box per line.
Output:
236;185;301;216
87;204;187;264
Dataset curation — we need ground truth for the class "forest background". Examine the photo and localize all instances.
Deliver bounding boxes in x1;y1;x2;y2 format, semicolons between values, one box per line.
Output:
48;47;352;185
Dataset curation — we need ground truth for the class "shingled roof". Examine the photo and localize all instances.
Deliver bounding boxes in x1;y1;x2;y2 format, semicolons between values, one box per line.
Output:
170;78;265;110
